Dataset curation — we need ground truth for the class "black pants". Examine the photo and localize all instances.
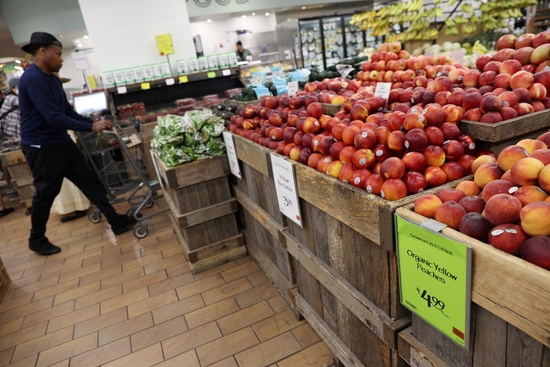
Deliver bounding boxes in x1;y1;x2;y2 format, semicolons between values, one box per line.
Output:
21;142;118;240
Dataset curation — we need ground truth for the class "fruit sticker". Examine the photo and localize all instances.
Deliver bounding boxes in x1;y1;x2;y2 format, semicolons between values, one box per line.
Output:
395;214;472;349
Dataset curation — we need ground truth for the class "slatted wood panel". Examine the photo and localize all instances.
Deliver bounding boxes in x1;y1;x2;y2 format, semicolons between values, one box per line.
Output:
473;127;549;155
0;150;34;210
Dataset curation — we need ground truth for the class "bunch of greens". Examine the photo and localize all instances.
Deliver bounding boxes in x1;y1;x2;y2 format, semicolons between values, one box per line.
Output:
152;110;226;167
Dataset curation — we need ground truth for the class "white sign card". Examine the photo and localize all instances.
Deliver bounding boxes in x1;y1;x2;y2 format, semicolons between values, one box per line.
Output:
222;69;231;76
222;132;241;179
165;78;175;86
374;82;392;100
72;51;90;71
270;154;302;227
116;86;127;94
287;81;299;97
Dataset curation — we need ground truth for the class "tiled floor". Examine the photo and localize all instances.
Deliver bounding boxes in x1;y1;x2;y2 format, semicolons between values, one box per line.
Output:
0;195;334;367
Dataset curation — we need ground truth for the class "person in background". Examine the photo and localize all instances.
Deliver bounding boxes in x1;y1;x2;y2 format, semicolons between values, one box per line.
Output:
0;78;21;144
236;41;252;62
19;31;136;256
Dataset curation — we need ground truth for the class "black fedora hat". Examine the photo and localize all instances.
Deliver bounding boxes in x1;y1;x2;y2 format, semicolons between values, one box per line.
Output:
21;32;63;54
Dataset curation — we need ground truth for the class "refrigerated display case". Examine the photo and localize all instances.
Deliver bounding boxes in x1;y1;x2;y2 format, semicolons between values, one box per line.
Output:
299;15;366;71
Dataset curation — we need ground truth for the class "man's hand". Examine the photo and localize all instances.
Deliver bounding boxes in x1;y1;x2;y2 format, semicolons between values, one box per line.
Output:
92;119;114;132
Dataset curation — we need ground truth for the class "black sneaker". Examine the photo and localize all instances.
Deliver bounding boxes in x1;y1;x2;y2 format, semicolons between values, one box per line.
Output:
111;215;137;235
29;236;61;256
0;207;14;218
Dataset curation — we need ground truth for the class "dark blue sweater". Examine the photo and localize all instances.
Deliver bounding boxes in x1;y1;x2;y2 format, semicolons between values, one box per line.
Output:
19;64;93;145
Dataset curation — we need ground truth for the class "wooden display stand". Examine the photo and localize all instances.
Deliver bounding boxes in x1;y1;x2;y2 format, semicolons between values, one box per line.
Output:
153;153;246;274
0;255;11;301
0;150;34;213
395;206;550;367
459;109;550;154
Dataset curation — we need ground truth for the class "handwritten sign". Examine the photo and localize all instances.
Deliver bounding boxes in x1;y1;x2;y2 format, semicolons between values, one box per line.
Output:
116;86;127;94
396;214;472;349
207;71;216;79
222;132;241;179
179;75;189;83
222;69;231;76
287;81;299;96
155;34;174;56
141;82;151;90
374;82;392;100
270;154;302;227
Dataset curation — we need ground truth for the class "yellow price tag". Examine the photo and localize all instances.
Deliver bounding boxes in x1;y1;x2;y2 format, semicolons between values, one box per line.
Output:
155;34;174;56
87;75;97;90
179;75;189;83
207;72;216;79
141;82;151;90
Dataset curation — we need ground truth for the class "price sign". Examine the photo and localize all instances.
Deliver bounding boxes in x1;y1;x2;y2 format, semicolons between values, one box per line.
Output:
207;72;216;79
222;132;241;179
270;154;302;227
396;214;472;349
116;86;127;94
165;78;175;86
222;69;231;76
155;34;174;56
374;82;392;100
179;75;189;83
87;75;97;90
287;81;299;96
141;82;151;90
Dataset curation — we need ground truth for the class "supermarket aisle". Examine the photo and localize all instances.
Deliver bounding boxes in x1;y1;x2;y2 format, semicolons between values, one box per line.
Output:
0;196;334;367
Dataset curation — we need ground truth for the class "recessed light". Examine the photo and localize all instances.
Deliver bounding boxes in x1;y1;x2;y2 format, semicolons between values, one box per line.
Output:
14;60;21;64
241;15;246;18
207;19;212;22
77;43;82;47
265;12;270;16
83;35;89;39
302;6;306;9
251;12;255;16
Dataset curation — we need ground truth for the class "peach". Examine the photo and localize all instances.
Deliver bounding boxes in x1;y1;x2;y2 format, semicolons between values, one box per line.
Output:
422;104;445;127
326;160;344;178
441;161;465;182
509;157;544;186
488;224;529;255
425;126;445;146
365;174;385;195
496;145;529;171
459;195;486;214
354;128;377;150
404;129;428;152
520;201;550;236
424;166;447;187
339;146;358;165
434;201;467;230
442;140;465;161
537;164;550;193
423;145;446;167
455;180;481;196
513;185;548;206
380;179;408;201
342;125;361;146
516;138;548;154
414;194;443;218
402;151;427;172
459;212;493;242
338;162;357;182
510;70;535;89
380;157;406;180
350;169;372;189
498;91;519;109
403;171;427;194
529;148;550;165
520;237;550;270
483;193;522;225
387;130;406;152
529;82;547;101
352;149;376;170
500;106;519;120
480;179;515;202
437;187;466;203
474;162;504;189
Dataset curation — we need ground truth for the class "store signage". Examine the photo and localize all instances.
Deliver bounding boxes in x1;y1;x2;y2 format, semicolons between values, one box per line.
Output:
87;76;97;90
374;82;392;100
270;154;302;227
222;69;231;76
395;214;472;349
207;72;217;78
165;78;175;86
155;34;174;56
179;76;189;83
287;81;299;97
116;86;127;94
222;132;241;179
141;82;151;90
72;51;90;71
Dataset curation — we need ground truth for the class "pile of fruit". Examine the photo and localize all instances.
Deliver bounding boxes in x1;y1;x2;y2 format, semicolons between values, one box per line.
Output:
413;132;550;270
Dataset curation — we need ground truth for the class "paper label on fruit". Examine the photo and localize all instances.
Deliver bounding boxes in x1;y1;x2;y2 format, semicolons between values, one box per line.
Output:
395;214;472;349
271;154;302;227
222;132;241;179
374;82;392;100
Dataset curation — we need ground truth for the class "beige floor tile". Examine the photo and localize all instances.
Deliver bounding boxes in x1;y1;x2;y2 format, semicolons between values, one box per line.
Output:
58;262;102;283
291;323;322;349
153;349;200;367
0;321;47;351
152;294;205;325
1;296;55;323
193;261;238;280
267;295;289;314
100;266;145;290
101;342;164;367
161;321;222;360
69;336;131;367
121;252;165;273
47;304;100;333
247;271;269;287
35;332;97;367
138;240;177;257
127;289;178;319
130;315;188;351
98;312;154;346
62;246;103;265
81;247;122;267
79;263;123;287
11;325;74;363
100;251;147;271
175;274;225;300
252;309;305;342
30;278;79;302
208;356;239;367
46;360;70;367
217;301;275;336
100;287;149;314
74;307;128;339
10;274;60;299
7;273;42;292
234;282;280;309
0;293;33;313
160;244;184;259
21;300;75;329
53;281;99;306
221;261;259;283
38;259;87;282
0;346;13;365
277;341;334;367
196;327;260;366
0;318;23;338
165;261;191;278
148;271;194;297
5;354;38;367
235;331;302;367
143;253;187;275
122;269;167;294
74;284;123;310
185;298;240;330
5;257;47;276
201;278;253;306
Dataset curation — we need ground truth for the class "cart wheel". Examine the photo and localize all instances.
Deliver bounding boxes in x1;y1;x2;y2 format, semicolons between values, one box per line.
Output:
89;212;101;223
126;209;134;217
135;212;143;219
145;199;154;208
134;225;148;239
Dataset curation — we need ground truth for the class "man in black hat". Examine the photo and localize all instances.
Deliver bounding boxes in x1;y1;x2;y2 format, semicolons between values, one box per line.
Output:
18;31;137;256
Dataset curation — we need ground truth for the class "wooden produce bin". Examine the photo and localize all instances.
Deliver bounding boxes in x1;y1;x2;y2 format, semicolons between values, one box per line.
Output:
0;255;11;301
459;109;550;154
0;150;34;212
231;134;296;309
153;152;246;273
395;206;550;367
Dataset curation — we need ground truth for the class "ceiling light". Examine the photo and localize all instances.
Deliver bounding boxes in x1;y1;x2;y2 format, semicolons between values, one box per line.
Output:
251;12;255;16
265;12;270;16
77;43;82;48
14;60;21;64
241;15;246;18
83;35;89;39
302;6;306;9
207;19;212;22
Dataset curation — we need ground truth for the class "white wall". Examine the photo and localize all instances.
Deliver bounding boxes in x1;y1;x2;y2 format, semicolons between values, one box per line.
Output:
190;13;276;57
77;0;196;74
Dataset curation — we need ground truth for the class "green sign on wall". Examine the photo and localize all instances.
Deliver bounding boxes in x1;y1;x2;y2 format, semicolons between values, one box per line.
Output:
395;214;473;349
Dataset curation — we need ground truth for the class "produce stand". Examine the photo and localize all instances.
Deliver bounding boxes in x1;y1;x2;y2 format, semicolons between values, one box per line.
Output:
458;109;550;154
395;205;550;367
0;255;11;301
152;152;246;273
0;150;34;213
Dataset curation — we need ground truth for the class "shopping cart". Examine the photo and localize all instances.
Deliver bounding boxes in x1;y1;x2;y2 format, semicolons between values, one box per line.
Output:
75;124;170;238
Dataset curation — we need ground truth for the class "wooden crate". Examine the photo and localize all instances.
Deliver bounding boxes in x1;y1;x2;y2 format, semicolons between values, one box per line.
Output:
395;206;550;366
153;152;246;273
322;103;341;116
0;265;11;302
140;121;157;180
0;150;34;210
459;110;550;154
